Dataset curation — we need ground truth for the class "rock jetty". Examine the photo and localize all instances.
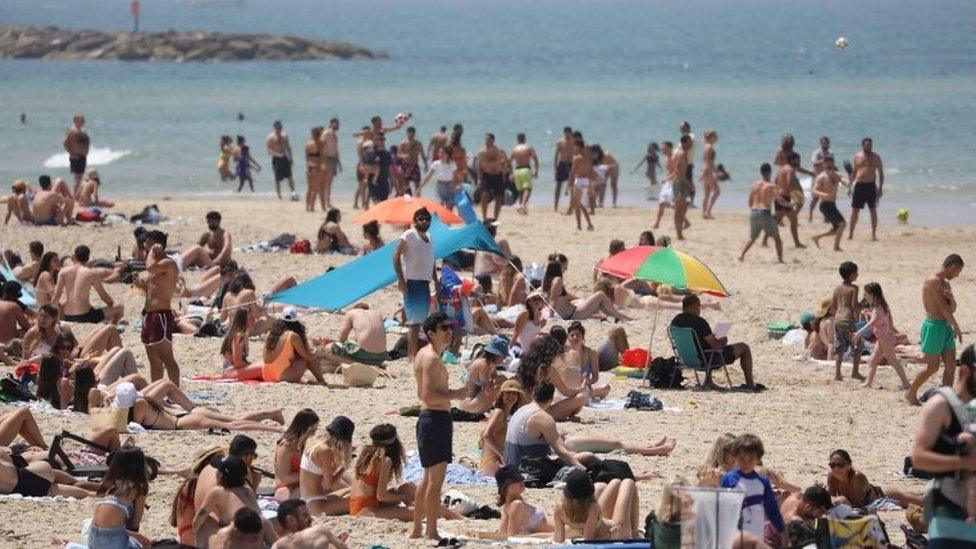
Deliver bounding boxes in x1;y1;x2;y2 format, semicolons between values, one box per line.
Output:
0;26;387;61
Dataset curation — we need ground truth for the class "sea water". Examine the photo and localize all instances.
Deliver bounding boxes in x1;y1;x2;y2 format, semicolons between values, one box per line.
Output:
1;0;974;224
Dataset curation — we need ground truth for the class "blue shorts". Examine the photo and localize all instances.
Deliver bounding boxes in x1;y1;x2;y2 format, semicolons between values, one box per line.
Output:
403;279;430;326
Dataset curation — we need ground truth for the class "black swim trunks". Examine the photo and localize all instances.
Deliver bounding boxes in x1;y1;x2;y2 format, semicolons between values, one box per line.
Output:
69;155;87;175
851;181;877;209
481;173;505;198
416;409;453;468
272;156;293;182
63;307;106;324
819;201;845;229
14;467;52;497
555;161;571;183
706;345;738;366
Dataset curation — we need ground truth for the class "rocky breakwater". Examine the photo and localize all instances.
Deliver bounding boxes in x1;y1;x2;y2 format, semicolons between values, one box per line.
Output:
0;26;388;61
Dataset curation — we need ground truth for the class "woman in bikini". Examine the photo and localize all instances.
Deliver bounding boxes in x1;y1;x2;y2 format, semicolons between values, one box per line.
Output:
22;307;122;362
553;470;640;542
498;256;528;309
230;310;330;385
193;455;277;546
512;292;546;351
349;423;416;520
220;309;252;378
517;334;586;421
32;251;60;307
479;381;525;475
459;337;509;415
301;415;355;516
360;220;384;255
317;208;356;255
542;261;631;322
631;142;660;198
274;408;318;502
217;135;234;182
305;126;326;212
88;447;151;549
496;465;554;537
700;129;720;219
826;449;922;510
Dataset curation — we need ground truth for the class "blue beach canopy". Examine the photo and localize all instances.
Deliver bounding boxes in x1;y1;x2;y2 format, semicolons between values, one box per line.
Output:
0;262;36;309
268;215;503;311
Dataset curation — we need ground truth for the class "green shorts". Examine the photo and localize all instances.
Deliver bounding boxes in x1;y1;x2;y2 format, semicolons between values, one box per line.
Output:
749;209;778;239
920;318;955;356
672;179;693;200
330;341;387;366
514;167;533;191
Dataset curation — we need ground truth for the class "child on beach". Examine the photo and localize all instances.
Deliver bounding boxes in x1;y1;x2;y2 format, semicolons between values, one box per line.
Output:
236;144;261;193
830;261;863;381
720;434;785;542
853;282;910;389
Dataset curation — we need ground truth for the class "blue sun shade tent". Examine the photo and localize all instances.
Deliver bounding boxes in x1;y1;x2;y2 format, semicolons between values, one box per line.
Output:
268;215;503;312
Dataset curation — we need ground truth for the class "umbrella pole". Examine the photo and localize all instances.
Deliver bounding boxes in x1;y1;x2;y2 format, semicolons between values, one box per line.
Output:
642;300;660;387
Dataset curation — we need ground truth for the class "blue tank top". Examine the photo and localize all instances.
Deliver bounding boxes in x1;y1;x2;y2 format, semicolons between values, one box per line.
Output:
503;403;550;467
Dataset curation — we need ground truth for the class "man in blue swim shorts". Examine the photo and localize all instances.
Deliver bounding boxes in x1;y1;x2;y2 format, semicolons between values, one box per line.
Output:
393;207;437;361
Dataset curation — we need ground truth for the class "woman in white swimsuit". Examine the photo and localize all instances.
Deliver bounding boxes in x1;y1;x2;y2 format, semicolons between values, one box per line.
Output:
496;465;554;537
299;416;354;516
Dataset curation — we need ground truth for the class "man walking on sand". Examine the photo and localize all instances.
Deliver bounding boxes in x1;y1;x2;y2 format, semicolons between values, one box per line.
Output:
399;127;428;195
553;127;574;212
906;254;965;406
477;133;508;221
739;163;784;263
848;137;884;241
672;135;694;240
62;115;91;197
411;312;467;540
393;208;437;362
142;230;182;385
320;118;341;208
810;155;851;252
266;120;296;201
808;136;833;222
510;133;539;214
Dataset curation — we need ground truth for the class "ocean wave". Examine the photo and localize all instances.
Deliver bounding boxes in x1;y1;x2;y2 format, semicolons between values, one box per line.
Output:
43;147;130;169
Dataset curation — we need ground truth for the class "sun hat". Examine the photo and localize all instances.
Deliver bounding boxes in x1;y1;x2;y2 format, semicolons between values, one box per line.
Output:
326;415;355;443
494;465;525;497
563;468;594;500
111;382;141;409
276;307;299;322
498;379;524;397
483;336;510;358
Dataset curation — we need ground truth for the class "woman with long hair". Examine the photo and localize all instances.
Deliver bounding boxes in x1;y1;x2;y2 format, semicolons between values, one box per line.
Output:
220;309;252;377
306;126;325;212
700;129;720;219
517;334;585;421
479;381;525;475
496;465;554;536
301;415;355;516
854;282;910;389
36;355;71;409
498;256;527;308
553;470;640;542
230;312;330;385
349;424;415;520
274;409;319;502
542;261;630;322
218;135;235;182
361;220;384;255
317;208;355;255
88;446;151;548
32;252;61;307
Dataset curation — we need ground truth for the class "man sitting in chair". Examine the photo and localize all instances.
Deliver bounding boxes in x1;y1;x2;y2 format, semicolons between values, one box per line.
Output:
669;294;760;391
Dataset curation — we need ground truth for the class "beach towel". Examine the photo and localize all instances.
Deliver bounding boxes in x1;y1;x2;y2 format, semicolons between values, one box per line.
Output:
585;398;627;410
239;233;297;254
403;454;494;486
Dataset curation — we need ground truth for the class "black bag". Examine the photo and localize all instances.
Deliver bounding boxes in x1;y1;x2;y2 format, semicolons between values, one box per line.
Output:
648;356;684;389
586;458;635;483
519;456;563;488
194;318;226;338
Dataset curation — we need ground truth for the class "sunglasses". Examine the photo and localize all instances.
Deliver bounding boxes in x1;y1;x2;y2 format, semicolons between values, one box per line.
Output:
437;324;453;332
828;461;847;469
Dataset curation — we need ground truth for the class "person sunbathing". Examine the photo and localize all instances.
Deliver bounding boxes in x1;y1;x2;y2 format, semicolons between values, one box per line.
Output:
300;416;355;516
348;424;416;520
803;300;833;360
181;211;234;269
512;293;547;351
553;470;640;542
317;208;356;255
229;309;331;385
91;381;285;433
0;408;47;448
542;261;631;322
360;220;384;255
458;336;509;415
498;256;528;308
0;453;94;499
87;446;151;548
76;170;114;208
22;307;122;362
826;449;922;510
3;179;33;225
208;507;270;549
696;433;799;493
563;322;611;401
496;465;554;537
518;334;587;421
319;304;388;370
274;409;319;502
220;309;253;377
479;381;526;475
193;455;278;547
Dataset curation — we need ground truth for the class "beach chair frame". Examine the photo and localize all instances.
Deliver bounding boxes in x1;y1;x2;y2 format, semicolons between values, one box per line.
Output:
667;326;733;389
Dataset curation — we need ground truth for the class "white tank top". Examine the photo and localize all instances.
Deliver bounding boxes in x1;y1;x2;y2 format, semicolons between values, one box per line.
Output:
400;228;434;281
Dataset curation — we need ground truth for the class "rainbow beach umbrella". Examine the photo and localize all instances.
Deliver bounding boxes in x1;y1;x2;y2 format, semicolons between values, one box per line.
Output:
596;246;729;297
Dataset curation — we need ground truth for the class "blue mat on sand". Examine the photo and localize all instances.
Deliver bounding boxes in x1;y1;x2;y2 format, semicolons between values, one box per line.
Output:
556;542;650;548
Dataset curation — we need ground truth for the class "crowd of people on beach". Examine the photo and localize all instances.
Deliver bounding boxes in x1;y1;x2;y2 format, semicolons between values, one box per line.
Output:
0;111;972;548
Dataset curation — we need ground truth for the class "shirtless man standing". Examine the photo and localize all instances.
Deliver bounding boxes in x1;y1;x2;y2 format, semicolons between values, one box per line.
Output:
321;304;388;368
808;136;833;222
320;118;341;209
62;115;90;196
906;254;964;405
477;134;508;221
848;137;884;241
31;175;70;226
399;127;428;195
566;137;596;231
267;121;296;200
181;211;233;269
811;156;851;252
671;135;694;240
553;127;575;212
53;245;124;324
411;312;467;540
510;133;539;214
76;170;114;208
142;230;181;384
772;153;805;249
427;126;448;161
739;164;784;263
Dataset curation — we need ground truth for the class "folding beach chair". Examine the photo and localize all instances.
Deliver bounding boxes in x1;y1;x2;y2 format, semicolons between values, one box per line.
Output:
48;430;161;480
667;326;733;389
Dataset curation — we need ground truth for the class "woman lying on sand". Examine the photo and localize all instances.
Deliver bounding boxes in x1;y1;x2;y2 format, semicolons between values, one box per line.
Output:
89;380;285;433
826;449;922;510
542;261;631;322
301;416;355;516
226;309;330;385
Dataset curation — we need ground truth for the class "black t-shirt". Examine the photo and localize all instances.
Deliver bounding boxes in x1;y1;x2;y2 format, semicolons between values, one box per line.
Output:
670;312;712;343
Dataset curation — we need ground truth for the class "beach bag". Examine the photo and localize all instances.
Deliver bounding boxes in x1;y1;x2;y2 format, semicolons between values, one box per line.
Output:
76;209;103;223
290;239;312;254
644;511;681;548
586;458;635;483
620;348;649;368
648;357;684;389
519;456;563;488
91;406;129;433
194;318;226;339
1;375;35;402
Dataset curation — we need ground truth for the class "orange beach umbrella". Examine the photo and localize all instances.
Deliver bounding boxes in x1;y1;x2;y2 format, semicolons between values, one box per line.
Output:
353;196;463;226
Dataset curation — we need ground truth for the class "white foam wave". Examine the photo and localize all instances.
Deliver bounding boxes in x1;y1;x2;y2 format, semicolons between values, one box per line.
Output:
43;147;130;169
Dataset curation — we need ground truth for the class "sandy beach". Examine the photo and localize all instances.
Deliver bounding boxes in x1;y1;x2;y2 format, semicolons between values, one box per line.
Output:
1;196;973;547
